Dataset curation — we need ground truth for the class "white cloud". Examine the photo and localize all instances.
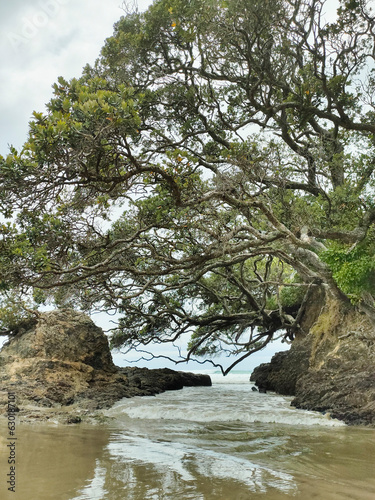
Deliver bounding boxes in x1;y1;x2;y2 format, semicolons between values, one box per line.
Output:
0;0;153;155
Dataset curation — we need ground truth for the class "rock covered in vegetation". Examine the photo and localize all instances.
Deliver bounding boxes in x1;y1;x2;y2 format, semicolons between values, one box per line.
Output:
251;294;375;426
0;310;211;422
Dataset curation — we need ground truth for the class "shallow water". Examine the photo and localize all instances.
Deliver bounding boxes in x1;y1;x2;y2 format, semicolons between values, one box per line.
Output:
1;374;375;499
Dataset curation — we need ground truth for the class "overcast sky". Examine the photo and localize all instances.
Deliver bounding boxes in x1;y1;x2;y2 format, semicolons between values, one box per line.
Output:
0;0;339;158
2;0;329;372
0;0;153;157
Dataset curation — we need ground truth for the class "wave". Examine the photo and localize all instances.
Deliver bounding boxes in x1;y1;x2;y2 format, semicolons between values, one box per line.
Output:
108;386;345;428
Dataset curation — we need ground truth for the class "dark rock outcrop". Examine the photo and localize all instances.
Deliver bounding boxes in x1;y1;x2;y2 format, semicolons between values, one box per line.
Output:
119;366;211;394
0;310;211;421
250;335;311;395
251;293;375;426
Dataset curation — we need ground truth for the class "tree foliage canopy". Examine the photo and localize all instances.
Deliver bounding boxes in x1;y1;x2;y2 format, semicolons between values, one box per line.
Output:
1;0;375;372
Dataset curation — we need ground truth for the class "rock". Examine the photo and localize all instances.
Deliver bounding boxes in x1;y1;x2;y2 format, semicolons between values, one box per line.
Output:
292;329;375;425
66;416;82;424
119;366;211;394
0;310;211;422
2;309;116;371
250;291;375;426
250;335;312;395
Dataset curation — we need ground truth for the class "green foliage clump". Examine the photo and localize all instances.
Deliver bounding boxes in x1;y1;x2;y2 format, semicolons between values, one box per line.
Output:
321;236;375;301
266;283;305;310
280;285;306;308
0;293;38;334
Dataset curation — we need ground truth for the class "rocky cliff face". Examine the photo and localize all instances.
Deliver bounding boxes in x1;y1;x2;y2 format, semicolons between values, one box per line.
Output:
251;292;375;426
0;310;211;422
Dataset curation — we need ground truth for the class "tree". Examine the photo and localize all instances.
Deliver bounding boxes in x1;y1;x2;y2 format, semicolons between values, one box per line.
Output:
0;0;375;373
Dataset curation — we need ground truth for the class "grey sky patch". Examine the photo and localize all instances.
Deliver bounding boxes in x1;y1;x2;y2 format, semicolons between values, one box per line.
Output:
0;0;138;156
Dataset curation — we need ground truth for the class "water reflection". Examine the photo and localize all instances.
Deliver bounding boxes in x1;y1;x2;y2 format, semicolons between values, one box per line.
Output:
1;386;375;500
102;432;295;499
0;422;110;500
68;423;375;500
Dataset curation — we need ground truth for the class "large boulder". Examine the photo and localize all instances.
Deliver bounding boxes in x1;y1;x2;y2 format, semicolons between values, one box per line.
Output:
1;309;117;370
0;309;211;421
251;293;375;426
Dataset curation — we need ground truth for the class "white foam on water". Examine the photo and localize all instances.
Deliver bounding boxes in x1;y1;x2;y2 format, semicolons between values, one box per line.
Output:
108;383;345;428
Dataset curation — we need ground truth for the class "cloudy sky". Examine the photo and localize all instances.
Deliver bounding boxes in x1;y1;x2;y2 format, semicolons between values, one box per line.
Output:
0;0;294;372
0;0;153;156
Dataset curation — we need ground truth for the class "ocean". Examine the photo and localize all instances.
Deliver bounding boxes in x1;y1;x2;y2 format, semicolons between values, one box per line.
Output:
1;371;374;499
